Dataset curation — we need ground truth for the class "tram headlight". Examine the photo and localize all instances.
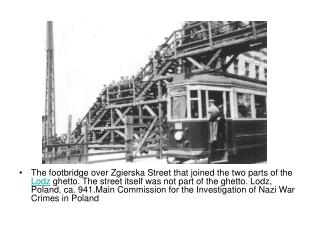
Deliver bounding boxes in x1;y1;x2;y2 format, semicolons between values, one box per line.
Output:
174;131;184;141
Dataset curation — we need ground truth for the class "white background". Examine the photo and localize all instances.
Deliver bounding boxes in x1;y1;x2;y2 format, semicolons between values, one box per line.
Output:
1;0;320;239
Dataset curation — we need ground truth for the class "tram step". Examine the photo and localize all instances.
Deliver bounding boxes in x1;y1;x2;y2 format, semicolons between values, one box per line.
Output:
210;159;229;164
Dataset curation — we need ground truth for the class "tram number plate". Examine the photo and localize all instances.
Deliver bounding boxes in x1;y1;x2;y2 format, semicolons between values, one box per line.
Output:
175;123;182;130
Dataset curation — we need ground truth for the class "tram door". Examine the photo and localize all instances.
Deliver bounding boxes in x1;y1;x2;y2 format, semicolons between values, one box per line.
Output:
208;90;228;150
208;91;223;108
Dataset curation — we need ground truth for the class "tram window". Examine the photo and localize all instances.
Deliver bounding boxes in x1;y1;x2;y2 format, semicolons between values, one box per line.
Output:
208;91;223;107
255;95;267;118
201;90;207;118
237;93;252;118
226;92;231;118
191;100;199;118
171;95;187;119
190;90;198;98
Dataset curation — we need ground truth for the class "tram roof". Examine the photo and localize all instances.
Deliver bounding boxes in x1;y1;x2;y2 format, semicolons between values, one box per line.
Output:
169;72;267;92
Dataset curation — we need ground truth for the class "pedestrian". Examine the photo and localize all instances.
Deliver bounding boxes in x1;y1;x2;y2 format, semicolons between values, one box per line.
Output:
208;99;220;161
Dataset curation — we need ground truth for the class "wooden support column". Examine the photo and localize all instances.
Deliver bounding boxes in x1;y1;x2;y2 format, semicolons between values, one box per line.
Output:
110;109;114;144
88;111;91;130
106;87;109;105
138;105;143;124
173;31;177;57
157;80;163;159
132;80;136;103
125;116;134;162
134;117;157;158
153;57;157;75
252;21;257;39
208;21;213;46
92;131;96;142
67;115;72;160
83;124;88;163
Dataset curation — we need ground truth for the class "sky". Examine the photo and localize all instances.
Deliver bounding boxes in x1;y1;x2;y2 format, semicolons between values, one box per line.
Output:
44;20;182;135
32;0;271;136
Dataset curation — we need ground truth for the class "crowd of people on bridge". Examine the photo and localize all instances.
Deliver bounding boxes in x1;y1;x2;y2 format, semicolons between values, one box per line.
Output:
72;21;260;142
177;21;251;46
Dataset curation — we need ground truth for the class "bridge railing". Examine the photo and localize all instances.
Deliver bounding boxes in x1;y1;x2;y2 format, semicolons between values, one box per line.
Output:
174;21;267;54
43;116;167;164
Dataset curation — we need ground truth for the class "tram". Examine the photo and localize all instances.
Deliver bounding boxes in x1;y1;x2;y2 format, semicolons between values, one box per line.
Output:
166;72;267;163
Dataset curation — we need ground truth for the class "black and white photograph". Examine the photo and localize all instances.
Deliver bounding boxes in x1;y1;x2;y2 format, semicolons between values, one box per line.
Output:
42;21;267;164
2;1;320;240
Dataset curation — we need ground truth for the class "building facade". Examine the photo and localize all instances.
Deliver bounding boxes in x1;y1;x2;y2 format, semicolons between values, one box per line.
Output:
226;49;267;81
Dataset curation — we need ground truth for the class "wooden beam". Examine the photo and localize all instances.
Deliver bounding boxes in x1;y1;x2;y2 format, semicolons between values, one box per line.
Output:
208;21;213;46
158;79;163;159
174;32;267;59
97;131;110;142
154;74;174;81
93;126;125;131
134;117;157;157
144;105;157;117
132;80;136;102
158;60;173;75
110;109;114;144
206;49;222;67
251;21;257;39
114;130;125;139
106;87;109;105
97;107;132;142
133;134;140;139
67;114;72;160
138;105;143;125
222;54;239;71
137;80;156;100
92;109;107;127
83;124;88;160
187;57;204;70
115;109;125;123
125;115;134;161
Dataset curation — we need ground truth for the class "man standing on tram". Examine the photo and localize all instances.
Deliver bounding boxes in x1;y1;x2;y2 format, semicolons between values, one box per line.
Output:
208;99;220;161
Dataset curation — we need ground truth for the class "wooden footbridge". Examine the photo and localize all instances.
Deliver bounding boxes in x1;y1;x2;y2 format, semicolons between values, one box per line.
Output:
42;21;267;163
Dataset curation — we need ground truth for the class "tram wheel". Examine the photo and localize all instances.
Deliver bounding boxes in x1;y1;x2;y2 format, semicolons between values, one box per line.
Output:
166;157;174;164
167;157;184;164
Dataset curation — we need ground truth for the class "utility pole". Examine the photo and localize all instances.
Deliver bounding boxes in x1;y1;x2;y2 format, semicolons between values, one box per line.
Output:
43;21;56;144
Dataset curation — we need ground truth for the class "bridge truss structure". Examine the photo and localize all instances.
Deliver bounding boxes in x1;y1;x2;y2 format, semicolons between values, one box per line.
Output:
70;21;267;157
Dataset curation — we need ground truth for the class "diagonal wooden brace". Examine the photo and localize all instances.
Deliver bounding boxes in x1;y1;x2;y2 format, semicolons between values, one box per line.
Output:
222;54;239;71
206;49;223;67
